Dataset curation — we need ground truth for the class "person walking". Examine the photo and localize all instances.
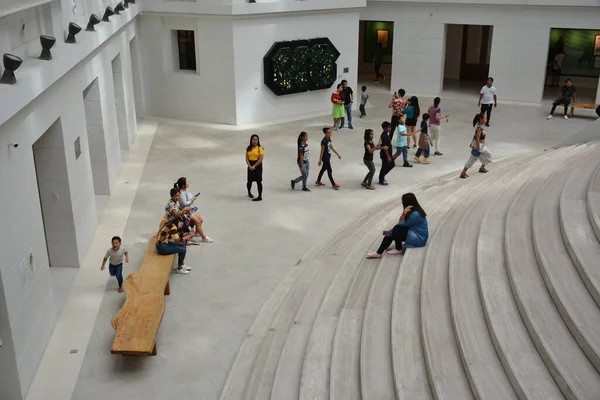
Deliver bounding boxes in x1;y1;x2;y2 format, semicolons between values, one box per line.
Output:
359;86;369;118
100;236;129;293
373;42;385;83
367;192;429;258
331;84;345;131
246;134;264;201
427;97;449;156
392;114;412;168
405;96;420;148
551;50;566;88
291;131;311;192
362;129;386;190
389;88;407;140
316;127;341;189
478;77;497;126
460;113;492;179
547;78;576;120
414;114;432;164
378;121;396;185
340;80;354;130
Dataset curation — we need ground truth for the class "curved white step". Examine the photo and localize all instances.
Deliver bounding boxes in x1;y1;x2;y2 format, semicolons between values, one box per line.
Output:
220;205;377;400
477;149;572;399
533;143;600;371
588;160;600;241
391;153;534;399
506;146;600;399
272;198;403;399
419;153;538;399
449;169;520;399
244;198;403;400
560;145;600;308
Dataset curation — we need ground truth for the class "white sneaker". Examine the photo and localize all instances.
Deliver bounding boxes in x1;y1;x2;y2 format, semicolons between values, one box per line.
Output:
546;115;553;119
176;268;190;274
563;115;569;120
182;265;191;271
201;237;214;243
187;237;201;245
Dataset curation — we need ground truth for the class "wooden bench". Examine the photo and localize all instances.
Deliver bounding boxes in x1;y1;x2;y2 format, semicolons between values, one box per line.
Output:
569;102;598;118
111;237;175;356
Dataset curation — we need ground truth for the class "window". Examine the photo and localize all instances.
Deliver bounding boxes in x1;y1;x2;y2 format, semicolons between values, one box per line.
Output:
176;30;196;71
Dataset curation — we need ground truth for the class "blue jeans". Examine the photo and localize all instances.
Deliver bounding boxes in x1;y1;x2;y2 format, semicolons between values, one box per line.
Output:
415;147;430;158
393;146;408;163
340;104;353;128
156;242;186;266
294;161;310;188
359;104;366;116
109;263;123;288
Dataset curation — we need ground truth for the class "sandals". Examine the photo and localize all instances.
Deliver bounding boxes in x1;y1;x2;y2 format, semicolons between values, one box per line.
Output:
460;173;469;179
479;167;489;173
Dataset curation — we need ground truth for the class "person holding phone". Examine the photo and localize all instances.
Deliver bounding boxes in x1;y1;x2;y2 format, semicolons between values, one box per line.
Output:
367;192;428;258
175;177;213;243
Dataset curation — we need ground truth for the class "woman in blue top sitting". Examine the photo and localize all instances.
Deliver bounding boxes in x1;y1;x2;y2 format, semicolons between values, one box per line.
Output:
367;192;428;258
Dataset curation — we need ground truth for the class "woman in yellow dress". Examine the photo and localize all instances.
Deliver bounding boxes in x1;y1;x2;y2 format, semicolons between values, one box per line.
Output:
246;134;264;201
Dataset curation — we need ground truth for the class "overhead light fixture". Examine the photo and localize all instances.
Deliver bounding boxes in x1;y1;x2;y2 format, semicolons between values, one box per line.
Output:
123;0;129;8
65;22;82;43
127;0;135;4
114;2;124;14
102;6;114;22
86;14;101;31
38;35;56;60
0;54;24;85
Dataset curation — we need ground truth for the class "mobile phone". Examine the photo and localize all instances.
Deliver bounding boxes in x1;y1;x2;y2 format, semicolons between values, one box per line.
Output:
194;192;201;197
382;230;392;237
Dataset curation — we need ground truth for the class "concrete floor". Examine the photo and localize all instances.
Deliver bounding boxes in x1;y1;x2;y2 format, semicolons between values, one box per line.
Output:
36;83;597;400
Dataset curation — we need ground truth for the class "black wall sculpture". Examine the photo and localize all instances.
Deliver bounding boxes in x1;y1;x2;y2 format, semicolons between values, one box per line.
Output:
263;38;340;96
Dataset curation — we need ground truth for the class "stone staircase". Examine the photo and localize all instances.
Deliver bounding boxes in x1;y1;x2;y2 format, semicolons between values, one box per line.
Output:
220;142;600;400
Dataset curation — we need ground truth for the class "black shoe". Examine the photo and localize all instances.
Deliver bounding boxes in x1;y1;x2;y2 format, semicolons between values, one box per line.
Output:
291;180;295;190
302;187;311;192
403;162;413;168
349;126;354;129
252;197;262;202
248;193;254;199
485;123;490;127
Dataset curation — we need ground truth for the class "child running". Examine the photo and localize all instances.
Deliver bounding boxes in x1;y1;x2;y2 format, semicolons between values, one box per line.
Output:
100;236;129;293
316;127;342;190
362;129;386;190
291;131;311;192
392;114;412;168
359;86;369;118
414;113;432;164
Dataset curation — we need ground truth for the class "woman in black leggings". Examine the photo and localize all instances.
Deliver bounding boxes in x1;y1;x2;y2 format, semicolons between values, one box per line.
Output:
246;134;264;201
367;193;429;258
316;127;341;190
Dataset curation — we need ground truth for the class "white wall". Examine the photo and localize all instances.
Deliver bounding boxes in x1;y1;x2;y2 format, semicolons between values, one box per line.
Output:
0;15;139;400
361;3;600;104
138;15;237;124
232;11;360;126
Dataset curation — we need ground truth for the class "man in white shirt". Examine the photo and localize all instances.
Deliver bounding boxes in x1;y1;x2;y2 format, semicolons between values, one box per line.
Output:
478;77;497;127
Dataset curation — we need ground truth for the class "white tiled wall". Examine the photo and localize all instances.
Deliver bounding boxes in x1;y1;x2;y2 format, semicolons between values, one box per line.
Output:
361;2;600;104
232;11;360;126
0;3;141;398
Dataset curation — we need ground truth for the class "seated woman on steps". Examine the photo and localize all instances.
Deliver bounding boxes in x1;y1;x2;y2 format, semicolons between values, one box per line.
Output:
367;193;429;258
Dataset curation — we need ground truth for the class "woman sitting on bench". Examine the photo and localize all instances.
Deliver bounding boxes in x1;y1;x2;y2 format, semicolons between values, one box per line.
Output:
156;217;194;275
174;177;213;243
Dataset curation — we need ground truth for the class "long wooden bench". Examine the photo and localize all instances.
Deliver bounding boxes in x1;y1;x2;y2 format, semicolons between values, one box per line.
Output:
111;237;175;356
569;102;599;118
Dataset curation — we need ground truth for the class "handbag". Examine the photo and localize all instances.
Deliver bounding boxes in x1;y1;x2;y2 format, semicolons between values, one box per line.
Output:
471;147;481;157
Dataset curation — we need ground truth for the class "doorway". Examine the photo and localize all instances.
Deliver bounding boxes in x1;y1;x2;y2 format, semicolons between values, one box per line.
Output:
358;20;394;89
443;24;493;93
33;119;79;267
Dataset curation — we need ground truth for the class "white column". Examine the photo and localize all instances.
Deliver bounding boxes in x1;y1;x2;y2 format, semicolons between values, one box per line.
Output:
488;26;549;104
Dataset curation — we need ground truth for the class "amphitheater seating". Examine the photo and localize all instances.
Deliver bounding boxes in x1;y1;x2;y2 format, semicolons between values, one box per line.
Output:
219;141;600;399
